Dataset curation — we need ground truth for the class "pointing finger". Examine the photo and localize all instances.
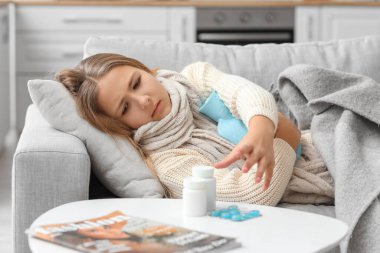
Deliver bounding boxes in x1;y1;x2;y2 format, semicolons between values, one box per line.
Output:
214;150;243;169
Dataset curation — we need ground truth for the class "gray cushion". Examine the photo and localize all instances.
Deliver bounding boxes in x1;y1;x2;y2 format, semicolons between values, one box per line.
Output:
27;79;165;198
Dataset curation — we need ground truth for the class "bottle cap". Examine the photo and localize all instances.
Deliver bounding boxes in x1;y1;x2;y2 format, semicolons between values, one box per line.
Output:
183;177;206;190
192;166;214;178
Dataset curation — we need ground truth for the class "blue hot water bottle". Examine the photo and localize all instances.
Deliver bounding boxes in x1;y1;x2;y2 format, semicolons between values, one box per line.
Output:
199;91;248;145
199;91;302;157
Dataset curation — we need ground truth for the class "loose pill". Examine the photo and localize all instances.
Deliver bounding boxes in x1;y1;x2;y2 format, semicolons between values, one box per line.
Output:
232;215;244;221
221;212;232;219
229;210;240;215
248;210;261;217
208;207;262;222
211;210;221;217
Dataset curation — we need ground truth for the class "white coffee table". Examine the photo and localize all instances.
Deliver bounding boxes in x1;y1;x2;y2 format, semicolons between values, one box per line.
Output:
28;198;348;253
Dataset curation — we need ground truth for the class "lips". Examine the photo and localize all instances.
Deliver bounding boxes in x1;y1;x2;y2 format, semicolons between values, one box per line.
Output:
152;100;161;117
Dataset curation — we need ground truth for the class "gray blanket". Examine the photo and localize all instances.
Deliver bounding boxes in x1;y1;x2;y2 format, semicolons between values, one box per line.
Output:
276;64;380;253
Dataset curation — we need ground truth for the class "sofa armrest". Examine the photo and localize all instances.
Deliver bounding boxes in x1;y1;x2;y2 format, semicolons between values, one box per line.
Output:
12;104;91;253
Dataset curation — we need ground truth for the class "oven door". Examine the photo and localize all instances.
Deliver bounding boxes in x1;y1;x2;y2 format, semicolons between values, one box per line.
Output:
197;30;293;45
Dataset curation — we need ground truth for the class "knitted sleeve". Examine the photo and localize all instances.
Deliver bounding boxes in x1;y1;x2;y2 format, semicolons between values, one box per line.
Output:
181;62;278;131
150;138;296;206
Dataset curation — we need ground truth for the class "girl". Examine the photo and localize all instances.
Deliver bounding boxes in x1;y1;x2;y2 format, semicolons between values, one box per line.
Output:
56;53;301;206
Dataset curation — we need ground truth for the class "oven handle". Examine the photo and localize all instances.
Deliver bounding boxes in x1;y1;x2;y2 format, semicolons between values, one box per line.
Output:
198;32;292;42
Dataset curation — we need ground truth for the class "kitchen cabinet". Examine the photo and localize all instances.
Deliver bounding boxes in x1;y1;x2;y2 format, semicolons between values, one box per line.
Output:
295;6;380;42
0;5;9;150
295;6;320;43
320;7;380;41
168;7;196;43
15;6;196;131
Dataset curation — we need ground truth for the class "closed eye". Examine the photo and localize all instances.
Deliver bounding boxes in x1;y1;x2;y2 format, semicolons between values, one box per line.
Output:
121;75;139;116
133;76;141;89
122;104;128;115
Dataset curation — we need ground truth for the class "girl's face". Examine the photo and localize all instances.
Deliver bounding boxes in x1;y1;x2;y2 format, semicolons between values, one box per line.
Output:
97;65;171;129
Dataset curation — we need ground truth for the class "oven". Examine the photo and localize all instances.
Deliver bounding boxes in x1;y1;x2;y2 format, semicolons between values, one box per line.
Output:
196;7;294;45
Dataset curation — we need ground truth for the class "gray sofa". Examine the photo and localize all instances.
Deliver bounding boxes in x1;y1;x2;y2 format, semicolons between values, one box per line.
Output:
13;35;380;253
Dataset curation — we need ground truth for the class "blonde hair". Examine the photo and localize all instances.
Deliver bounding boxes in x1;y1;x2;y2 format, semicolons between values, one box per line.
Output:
56;53;170;197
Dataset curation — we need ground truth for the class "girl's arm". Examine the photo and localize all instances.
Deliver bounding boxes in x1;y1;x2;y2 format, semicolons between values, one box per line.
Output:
150;140;296;206
181;62;278;132
181;62;280;190
275;112;301;150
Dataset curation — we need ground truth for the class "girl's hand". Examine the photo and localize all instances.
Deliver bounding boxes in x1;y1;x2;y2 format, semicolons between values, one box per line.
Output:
214;115;275;191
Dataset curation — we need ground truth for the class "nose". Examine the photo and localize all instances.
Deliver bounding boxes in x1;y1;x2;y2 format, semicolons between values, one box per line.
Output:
136;95;151;109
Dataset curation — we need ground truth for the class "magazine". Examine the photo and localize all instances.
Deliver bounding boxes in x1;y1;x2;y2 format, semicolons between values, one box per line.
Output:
26;211;241;253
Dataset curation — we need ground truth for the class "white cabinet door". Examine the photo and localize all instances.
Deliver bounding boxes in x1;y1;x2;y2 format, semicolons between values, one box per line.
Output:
168;7;196;42
16;6;168;32
17;32;167;73
320;7;380;41
16;6;170;73
0;6;9;149
295;6;320;42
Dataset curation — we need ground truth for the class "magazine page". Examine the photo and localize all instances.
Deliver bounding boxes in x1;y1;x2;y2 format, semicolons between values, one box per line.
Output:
27;211;241;253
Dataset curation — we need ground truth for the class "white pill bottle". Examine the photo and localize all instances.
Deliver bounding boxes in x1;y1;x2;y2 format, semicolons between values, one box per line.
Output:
192;166;216;211
182;177;207;217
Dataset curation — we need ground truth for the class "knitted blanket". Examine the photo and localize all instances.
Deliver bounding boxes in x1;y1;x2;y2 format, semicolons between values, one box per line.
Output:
281;130;334;205
277;64;380;253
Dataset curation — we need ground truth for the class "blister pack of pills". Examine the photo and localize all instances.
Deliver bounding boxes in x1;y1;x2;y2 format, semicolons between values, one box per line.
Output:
209;205;261;222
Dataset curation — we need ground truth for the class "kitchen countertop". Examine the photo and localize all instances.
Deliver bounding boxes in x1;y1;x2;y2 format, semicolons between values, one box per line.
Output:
1;0;380;7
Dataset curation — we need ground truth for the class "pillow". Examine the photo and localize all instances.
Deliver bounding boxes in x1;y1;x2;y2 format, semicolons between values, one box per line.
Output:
27;79;164;198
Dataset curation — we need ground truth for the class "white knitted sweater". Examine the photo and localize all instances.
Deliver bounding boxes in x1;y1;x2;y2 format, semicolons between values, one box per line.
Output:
150;62;296;206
